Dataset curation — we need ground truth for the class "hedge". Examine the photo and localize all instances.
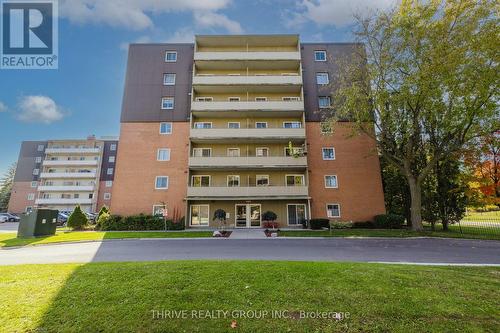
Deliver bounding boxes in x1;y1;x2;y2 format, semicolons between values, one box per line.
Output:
374;214;406;229
309;218;330;230
98;214;185;231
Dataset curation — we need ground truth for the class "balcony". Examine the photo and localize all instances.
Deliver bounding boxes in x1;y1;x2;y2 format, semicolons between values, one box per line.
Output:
39;172;97;179
44;147;100;154
37;185;95;192
42;160;99;167
194;51;301;62
35;198;93;205
190;127;305;142
192;75;302;86
187;186;309;199
191;100;304;112
189;156;307;169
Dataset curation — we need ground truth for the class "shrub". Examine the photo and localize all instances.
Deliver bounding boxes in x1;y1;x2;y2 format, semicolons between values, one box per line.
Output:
374;214;406;229
67;205;88;230
263;221;279;229
98;214;186;231
352;221;375;229
309;218;330;230
330;221;353;229
262;211;277;222
97;206;109;220
166;216;185;230
95;211;110;230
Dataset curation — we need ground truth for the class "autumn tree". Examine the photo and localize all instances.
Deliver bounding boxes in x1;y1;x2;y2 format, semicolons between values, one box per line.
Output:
470;132;500;207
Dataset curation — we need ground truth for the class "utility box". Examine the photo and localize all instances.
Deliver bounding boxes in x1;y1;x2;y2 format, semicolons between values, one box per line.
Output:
17;209;59;238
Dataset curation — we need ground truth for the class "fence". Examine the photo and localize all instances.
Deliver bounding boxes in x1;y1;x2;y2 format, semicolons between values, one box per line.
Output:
426;212;500;240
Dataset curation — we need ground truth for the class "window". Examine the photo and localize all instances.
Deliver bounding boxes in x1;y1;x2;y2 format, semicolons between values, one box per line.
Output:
322;148;336;160
190;205;209;226
89;193;93;199
192;175;210;187
160;122;172;134
256;175;269;186
228;97;240;102
105;180;113;187
163;73;176;85
227;148;240;157
286;175;305;186
325;175;338;188
283;121;301;129
194;122;212;129
74;194;79;199
165;51;177;62
25;206;33;213
282;96;300;101
35;156;42;163
318;96;331;108
155;176;169;189
31;181;38;188
255;122;267;129
195;97;213;102
320;122;332;134
37;144;44;151
108;156;115;163
61;194;71;199
104;193;111;200
288;204;306;225
161;97;174;110
327;204;341;218
157;148;171;161
107;168;114;175
153;205;166;216
33;169;39;175
314;50;327;61
256;147;269;157
255;97;267;101
316;72;329;85
228;122;240;129
285;146;304;157
192;148;211;157
27;193;35;200
110;144;117;151
227;175;240;187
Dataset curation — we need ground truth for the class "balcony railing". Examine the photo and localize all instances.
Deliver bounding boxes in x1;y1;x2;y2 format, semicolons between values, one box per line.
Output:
190;127;305;141
44;147;100;154
192;74;302;86
39;172;97;179
187;185;308;199
194;51;301;61
35;198;93;205
191;100;304;112
37;185;95;192
42;160;99;166
189;156;307;169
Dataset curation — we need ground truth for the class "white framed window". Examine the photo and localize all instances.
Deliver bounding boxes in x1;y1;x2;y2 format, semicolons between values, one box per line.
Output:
320;122;332;134
155;176;169;189
153;205;166;216
314;50;327;61
192;175;210;187
228;122;240;129
163;73;176;85
105;180;113;187
74;194;80;199
37;144;44;151
325;175;338;188
283;121;302;129
110;144;117;151
192;148;211;157
27;193;35;200
165;51;177;62
228;97;240;102
195;97;213;102
256;147;269;157
256;175;269;186
30;181;38;188
227;148;240;157
194;122;212;129
35;156;42;163
255;97;267;101
286;174;305;186
108;156;115;163
107;168;114;175
322;147;336;160
227;175;240;187
32;169;39;175
316;72;329;85
161;97;174;110
282;96;300;101
255;122;267;129
190;204;209;226
318;96;331;108
327;203;341;218
157;148;171;161
104;193;111;200
160;122;172;134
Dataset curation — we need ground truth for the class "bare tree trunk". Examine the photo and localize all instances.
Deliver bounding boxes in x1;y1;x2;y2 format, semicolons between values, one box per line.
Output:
407;176;424;231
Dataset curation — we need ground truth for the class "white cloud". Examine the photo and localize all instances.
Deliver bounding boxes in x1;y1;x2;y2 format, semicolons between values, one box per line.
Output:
165;28;196;43
0;101;7;112
17;96;65;124
285;0;397;28
193;11;243;34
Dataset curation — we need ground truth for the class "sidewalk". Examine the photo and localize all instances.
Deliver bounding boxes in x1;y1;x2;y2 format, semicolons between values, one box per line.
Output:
230;229;268;239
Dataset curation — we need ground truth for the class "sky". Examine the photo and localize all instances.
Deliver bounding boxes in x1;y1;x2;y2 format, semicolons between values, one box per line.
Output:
0;0;396;175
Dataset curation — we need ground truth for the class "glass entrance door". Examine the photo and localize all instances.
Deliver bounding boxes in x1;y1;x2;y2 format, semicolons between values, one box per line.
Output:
235;204;261;228
249;205;261;227
235;205;247;228
287;204;306;225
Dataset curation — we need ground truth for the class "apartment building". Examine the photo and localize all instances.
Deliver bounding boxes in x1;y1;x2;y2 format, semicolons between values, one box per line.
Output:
8;136;118;214
111;35;386;227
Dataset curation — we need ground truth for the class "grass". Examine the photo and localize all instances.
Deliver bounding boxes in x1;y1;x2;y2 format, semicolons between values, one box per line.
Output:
0;230;214;248
0;261;498;332
463;210;500;221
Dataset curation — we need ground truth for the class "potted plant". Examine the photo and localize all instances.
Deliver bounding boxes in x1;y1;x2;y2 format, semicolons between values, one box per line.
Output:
213;209;230;237
262;211;278;229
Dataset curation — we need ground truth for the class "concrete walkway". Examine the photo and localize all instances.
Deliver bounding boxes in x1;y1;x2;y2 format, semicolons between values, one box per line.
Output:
230;228;267;239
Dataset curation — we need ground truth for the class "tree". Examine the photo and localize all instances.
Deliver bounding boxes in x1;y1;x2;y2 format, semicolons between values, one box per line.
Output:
97;205;109;220
0;163;16;212
262;211;278;229
67;205;88;230
330;0;499;230
213;209;227;231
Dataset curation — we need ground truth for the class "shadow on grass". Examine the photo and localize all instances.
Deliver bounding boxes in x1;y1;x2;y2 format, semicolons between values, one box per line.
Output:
0;235;52;248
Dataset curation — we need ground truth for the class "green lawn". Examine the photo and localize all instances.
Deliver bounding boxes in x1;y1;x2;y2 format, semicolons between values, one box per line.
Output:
0;261;498;332
463;210;500;221
0;230;213;248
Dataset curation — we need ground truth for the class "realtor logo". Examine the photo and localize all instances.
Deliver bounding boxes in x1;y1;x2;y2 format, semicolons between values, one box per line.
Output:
1;0;58;69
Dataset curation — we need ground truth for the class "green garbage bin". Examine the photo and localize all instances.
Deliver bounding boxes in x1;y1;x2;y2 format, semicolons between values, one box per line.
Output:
17;209;59;238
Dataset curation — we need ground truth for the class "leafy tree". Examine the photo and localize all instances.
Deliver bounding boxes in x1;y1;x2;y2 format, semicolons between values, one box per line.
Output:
330;0;499;230
0;163;16;212
67;205;88;230
97;205;109;220
213;209;227;231
380;157;411;224
262;211;278;229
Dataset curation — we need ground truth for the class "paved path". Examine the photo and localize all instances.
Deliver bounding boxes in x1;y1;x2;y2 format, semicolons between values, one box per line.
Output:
0;222;19;233
1;238;499;266
230;229;268;239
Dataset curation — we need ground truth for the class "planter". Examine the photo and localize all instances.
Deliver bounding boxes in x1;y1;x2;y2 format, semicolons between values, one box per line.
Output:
213;230;232;238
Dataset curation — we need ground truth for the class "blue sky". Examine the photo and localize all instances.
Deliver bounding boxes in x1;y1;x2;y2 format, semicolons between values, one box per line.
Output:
0;0;394;175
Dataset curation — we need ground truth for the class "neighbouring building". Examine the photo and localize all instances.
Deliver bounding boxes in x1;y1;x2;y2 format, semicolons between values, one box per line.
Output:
110;34;386;227
8;136;118;214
